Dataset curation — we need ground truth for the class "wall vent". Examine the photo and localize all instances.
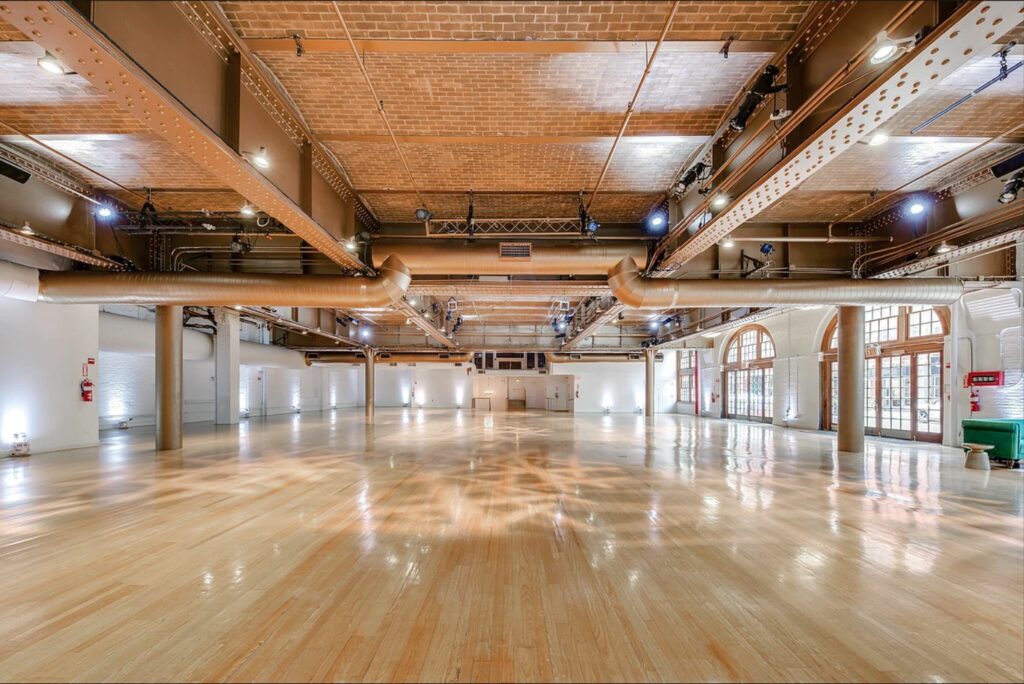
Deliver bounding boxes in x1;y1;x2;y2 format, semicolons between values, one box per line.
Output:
499;242;531;260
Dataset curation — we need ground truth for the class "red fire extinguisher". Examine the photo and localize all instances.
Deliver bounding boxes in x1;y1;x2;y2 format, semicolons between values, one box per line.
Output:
80;378;94;402
969;387;980;413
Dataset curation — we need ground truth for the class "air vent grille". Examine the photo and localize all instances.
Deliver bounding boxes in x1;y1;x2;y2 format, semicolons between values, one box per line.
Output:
499;242;531;260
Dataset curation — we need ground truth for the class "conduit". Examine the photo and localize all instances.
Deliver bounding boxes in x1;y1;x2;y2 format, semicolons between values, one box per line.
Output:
306;351;473;365
372;240;648;275
545;352;663;364
13;255;411;307
608;257;964;309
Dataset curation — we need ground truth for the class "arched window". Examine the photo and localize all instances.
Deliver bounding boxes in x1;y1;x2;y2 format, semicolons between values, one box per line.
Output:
723;325;775;423
822;305;947;442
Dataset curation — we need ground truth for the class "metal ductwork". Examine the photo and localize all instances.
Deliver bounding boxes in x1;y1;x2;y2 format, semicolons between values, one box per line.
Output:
306;351;474;366
545;352;663;364
16;255;411;307
608;258;964;309
372;240;648;275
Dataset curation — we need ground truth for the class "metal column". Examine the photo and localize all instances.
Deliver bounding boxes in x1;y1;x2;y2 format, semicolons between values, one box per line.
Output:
155;305;183;450
365;349;375;419
837;306;865;453
644;347;656;418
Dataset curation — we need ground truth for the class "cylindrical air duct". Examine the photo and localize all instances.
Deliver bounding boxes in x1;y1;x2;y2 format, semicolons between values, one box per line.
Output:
34;255;410;307
608;258;964;308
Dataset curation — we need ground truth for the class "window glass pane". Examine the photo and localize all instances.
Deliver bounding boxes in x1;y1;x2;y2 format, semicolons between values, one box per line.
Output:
908;306;943;338
727;342;738;363
761;335;775;359
764;367;774;419
865;305;899;344
740;330;758;362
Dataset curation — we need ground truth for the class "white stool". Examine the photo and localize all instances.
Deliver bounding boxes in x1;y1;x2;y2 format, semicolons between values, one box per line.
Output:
963;443;994;471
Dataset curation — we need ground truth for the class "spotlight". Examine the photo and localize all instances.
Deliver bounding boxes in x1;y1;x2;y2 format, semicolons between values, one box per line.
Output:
96;206;114;219
240;203;256;217
648;319;659;330
408;297;417;307
465;190;475;236
722;237;735;248
711;195;728;210
935;243;953;254
583;217;600;235
360;328;369;339
344;240;357;251
728;64;787;132
415;206;432;221
36;51;68;75
19;221;33;236
759;242;775;257
909;202;925;215
869;31;915;65
674;161;710;195
250;147;270;169
998;171;1023;204
868;133;890;146
647;213;667;232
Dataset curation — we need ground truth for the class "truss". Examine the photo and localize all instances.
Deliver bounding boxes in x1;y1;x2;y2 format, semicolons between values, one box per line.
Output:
427;217;579;237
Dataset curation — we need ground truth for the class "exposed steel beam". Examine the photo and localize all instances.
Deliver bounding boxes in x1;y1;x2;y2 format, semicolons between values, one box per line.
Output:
656;1;1019;271
8;2;367;271
244;38;783;55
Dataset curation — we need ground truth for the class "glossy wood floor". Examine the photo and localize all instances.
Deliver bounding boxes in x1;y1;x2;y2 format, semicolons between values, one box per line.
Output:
1;410;1021;683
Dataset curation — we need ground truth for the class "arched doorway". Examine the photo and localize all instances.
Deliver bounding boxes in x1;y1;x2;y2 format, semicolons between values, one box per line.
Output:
822;305;947;442
722;325;775;423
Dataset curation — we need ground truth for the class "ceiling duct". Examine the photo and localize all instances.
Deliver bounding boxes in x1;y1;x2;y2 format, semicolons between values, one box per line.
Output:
2;256;411;307
608;257;964;309
372;240;648;276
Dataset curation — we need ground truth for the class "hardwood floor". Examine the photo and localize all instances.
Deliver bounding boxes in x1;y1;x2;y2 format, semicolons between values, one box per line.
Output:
0;409;1021;683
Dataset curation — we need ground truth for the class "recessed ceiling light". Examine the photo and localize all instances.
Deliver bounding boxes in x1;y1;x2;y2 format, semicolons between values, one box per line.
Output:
868;133;889;146
37;52;67;75
250;147;270;169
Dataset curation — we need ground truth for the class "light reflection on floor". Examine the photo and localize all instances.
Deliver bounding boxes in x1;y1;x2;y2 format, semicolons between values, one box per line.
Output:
0;408;1021;683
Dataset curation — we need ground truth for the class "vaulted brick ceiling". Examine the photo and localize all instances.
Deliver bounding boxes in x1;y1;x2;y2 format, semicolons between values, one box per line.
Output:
219;1;811;224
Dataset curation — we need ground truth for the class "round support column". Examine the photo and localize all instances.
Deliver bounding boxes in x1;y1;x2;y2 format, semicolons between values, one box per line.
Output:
155;305;183;451
837;306;865;453
365;349;376;419
644;348;656;419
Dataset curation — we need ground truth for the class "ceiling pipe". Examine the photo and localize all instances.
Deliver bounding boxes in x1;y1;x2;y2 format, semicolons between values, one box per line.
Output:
607;257;964;309
3;255;411;307
372;240;648;275
305;351;473;365
545;352;663;364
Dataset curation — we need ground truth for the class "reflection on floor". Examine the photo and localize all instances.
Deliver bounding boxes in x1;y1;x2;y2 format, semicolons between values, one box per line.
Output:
0;409;1021;682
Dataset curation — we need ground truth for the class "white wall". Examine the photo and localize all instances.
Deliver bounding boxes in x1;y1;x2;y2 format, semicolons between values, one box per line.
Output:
0;298;99;453
550;351;677;413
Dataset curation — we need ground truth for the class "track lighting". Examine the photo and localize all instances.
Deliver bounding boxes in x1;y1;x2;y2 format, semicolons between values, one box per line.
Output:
728;64;787;132
249;147;270;169
415;206;432;221
240;203;256;217
998;171;1023;204
869;31;916;65
37;51;70;75
868;133;889;146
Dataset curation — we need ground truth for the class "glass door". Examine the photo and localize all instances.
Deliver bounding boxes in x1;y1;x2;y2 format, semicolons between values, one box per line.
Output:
879;354;912;439
913;351;942;442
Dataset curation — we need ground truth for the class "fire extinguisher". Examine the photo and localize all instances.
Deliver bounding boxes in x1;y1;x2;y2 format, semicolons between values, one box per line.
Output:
969;387;980;413
80;378;94;402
